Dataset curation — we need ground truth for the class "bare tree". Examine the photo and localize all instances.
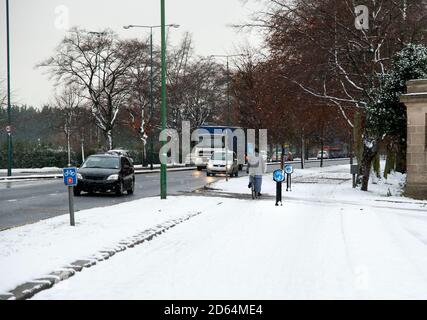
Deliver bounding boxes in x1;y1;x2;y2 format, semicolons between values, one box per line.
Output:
123;38;158;159
0;79;6;110
0;79;10;132
179;57;226;128
166;33;228;130
167;32;193;129
53;85;83;165
248;0;426;121
39;28;145;150
241;0;427;190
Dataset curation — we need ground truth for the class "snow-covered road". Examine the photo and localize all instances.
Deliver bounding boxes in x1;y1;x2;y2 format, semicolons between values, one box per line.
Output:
31;166;427;299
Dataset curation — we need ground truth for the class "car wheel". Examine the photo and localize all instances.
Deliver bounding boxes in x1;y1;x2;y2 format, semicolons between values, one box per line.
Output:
234;170;239;177
197;166;203;171
73;188;81;196
207;171;211;177
127;179;135;195
115;181;124;196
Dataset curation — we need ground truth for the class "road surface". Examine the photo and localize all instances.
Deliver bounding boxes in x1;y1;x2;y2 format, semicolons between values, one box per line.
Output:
0;159;350;230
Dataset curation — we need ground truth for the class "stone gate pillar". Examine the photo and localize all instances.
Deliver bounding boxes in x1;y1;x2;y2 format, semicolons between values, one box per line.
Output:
400;79;427;199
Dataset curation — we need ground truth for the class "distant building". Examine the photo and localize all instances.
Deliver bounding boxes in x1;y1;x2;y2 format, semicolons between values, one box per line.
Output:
400;80;427;199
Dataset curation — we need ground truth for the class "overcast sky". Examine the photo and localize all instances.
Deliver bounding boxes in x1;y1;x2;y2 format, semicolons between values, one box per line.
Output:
0;0;263;107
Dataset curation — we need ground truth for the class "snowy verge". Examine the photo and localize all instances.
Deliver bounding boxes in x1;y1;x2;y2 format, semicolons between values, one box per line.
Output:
0;196;223;294
211;164;425;208
0;167;62;174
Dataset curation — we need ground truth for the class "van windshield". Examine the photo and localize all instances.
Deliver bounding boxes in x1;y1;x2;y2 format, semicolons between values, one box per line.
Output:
82;156;120;169
211;152;233;161
198;134;226;148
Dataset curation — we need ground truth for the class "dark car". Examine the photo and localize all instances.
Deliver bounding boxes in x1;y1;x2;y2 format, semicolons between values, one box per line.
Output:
74;153;135;196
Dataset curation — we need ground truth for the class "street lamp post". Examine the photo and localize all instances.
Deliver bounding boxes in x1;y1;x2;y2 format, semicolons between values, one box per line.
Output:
160;0;167;199
6;0;12;177
210;54;245;126
123;18;178;199
226;57;231;126
149;29;154;171
210;54;245;181
123;24;179;172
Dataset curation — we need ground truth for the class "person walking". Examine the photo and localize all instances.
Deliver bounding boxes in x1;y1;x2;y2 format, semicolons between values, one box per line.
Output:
247;148;267;197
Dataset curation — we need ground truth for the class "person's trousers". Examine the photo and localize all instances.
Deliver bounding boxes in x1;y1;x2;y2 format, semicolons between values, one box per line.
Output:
250;175;262;193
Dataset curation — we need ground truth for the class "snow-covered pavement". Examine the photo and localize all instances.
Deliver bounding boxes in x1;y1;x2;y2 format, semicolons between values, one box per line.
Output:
0;197;213;294
33;196;427;299
2;164;427;299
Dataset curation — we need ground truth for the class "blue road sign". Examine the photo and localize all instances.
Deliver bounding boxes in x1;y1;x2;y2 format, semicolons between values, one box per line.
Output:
284;165;294;175
63;167;77;187
273;169;285;183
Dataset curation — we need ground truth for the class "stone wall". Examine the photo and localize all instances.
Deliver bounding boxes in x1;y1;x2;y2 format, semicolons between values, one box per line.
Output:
401;79;427;200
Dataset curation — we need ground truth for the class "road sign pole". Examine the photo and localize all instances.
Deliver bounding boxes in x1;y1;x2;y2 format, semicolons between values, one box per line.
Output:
287;173;292;192
160;0;167;199
275;181;282;206
273;169;285;206
225;132;228;182
68;186;75;226
351;164;359;189
63;167;77;226
284;165;293;192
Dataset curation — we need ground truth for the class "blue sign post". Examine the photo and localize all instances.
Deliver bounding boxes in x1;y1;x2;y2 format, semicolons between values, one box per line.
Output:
63;167;77;186
273;169;285;183
284;165;293;192
273;169;285;206
63;167;77;226
284;165;293;175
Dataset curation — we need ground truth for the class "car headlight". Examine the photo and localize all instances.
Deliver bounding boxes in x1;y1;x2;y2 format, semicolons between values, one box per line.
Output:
77;173;83;180
107;174;119;181
226;164;232;169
